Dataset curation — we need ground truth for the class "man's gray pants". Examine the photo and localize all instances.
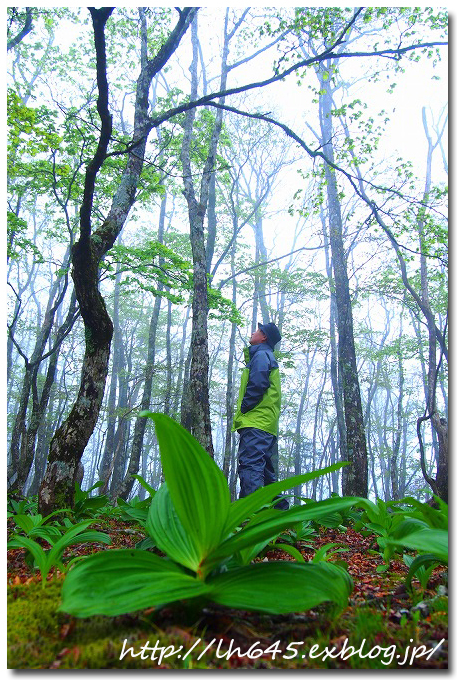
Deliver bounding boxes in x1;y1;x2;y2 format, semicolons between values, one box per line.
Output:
237;427;289;510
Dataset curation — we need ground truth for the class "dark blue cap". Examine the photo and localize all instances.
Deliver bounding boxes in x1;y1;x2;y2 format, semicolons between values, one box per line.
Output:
258;322;281;349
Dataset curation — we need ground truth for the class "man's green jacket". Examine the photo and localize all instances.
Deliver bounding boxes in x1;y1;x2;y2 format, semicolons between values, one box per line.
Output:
232;343;281;436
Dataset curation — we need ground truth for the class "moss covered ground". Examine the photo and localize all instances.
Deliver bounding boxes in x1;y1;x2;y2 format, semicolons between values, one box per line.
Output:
7;522;448;670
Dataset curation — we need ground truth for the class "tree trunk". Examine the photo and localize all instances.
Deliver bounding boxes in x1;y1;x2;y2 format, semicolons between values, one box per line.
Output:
114;192;167;500
322;209;347;475
318;66;368;497
38;7;197;514
8;249;74;490
179;15;226;456
223;245;237;479
173;306;191;418
252;212;270;324
16;292;78;492
390;310;405;501
98;261;123;493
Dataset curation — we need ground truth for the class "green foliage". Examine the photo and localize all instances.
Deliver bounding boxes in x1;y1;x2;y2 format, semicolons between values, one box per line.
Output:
207;285;244;324
8;519;111;587
355;496;448;575
7;212;44;263
117;499;149;526
117;475;156;526
311;542;350;563
10;509;69;544
71;482;110;521
390;495;448;530
7;88;62;165
105;240;192;302
132;473;156;498
277;519;317;546
60;413;356;618
104;239;242;322
7;493;38;517
297;493;362;533
403;553;439;592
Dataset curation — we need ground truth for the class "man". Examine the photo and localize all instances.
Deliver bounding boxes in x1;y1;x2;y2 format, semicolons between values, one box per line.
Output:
232;321;289;510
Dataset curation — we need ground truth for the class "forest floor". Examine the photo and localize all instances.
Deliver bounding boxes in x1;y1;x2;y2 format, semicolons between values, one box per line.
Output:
7;519;448;670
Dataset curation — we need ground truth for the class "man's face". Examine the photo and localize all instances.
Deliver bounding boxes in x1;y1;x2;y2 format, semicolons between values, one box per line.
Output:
249;328;267;345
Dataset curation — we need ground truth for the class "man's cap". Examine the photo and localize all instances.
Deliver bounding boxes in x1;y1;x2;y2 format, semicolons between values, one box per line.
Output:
258;322;281;349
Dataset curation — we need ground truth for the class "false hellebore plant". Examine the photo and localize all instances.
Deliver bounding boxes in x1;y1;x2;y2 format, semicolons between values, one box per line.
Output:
61;413;359;618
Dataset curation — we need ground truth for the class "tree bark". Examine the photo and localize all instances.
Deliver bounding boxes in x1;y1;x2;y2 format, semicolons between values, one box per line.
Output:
38;7;197;514
222;243;237;479
7;7;33;51
318;66;368;497
322;207;347;480
98;261;123;493
8;249;74;490
114;192;167;500
179;14;226;456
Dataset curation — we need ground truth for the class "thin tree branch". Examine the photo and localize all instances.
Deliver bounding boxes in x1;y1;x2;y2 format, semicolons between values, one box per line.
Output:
218;244;324;289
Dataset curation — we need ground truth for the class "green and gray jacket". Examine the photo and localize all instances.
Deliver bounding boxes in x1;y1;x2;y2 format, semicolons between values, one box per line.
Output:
232;343;281;436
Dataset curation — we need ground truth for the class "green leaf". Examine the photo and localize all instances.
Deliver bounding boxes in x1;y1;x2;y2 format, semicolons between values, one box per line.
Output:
121;506;149;525
315;512;343;528
146;483;202;572
70;530;111;546
27;526;63;544
391;518;429;539
42;520;112;583
202;496;361;573
132;473;156;498
142;412;231;565
87;481;105;493
391;496;448;530
312;542;349;563
223;462;349;535
235;537;273;566
11;514;40;534
273;543;306;562
379;529;448;563
209;561;352;614
404;553;441;589
60;549;213;617
7;536;47;577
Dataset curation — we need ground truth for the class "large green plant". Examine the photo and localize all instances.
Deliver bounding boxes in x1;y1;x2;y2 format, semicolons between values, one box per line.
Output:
60;413;358;618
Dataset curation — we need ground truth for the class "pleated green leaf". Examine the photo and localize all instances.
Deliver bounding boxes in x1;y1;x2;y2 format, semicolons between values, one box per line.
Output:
404;553;443;589
146;483;202;572
7;535;47;576
202;496;361;573
46;520;106;566
223;462;349;536
60;549;213;617
209;561;352;614
379;528;448;564
142;412;230;564
272;543;306;562
132;473;156;498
